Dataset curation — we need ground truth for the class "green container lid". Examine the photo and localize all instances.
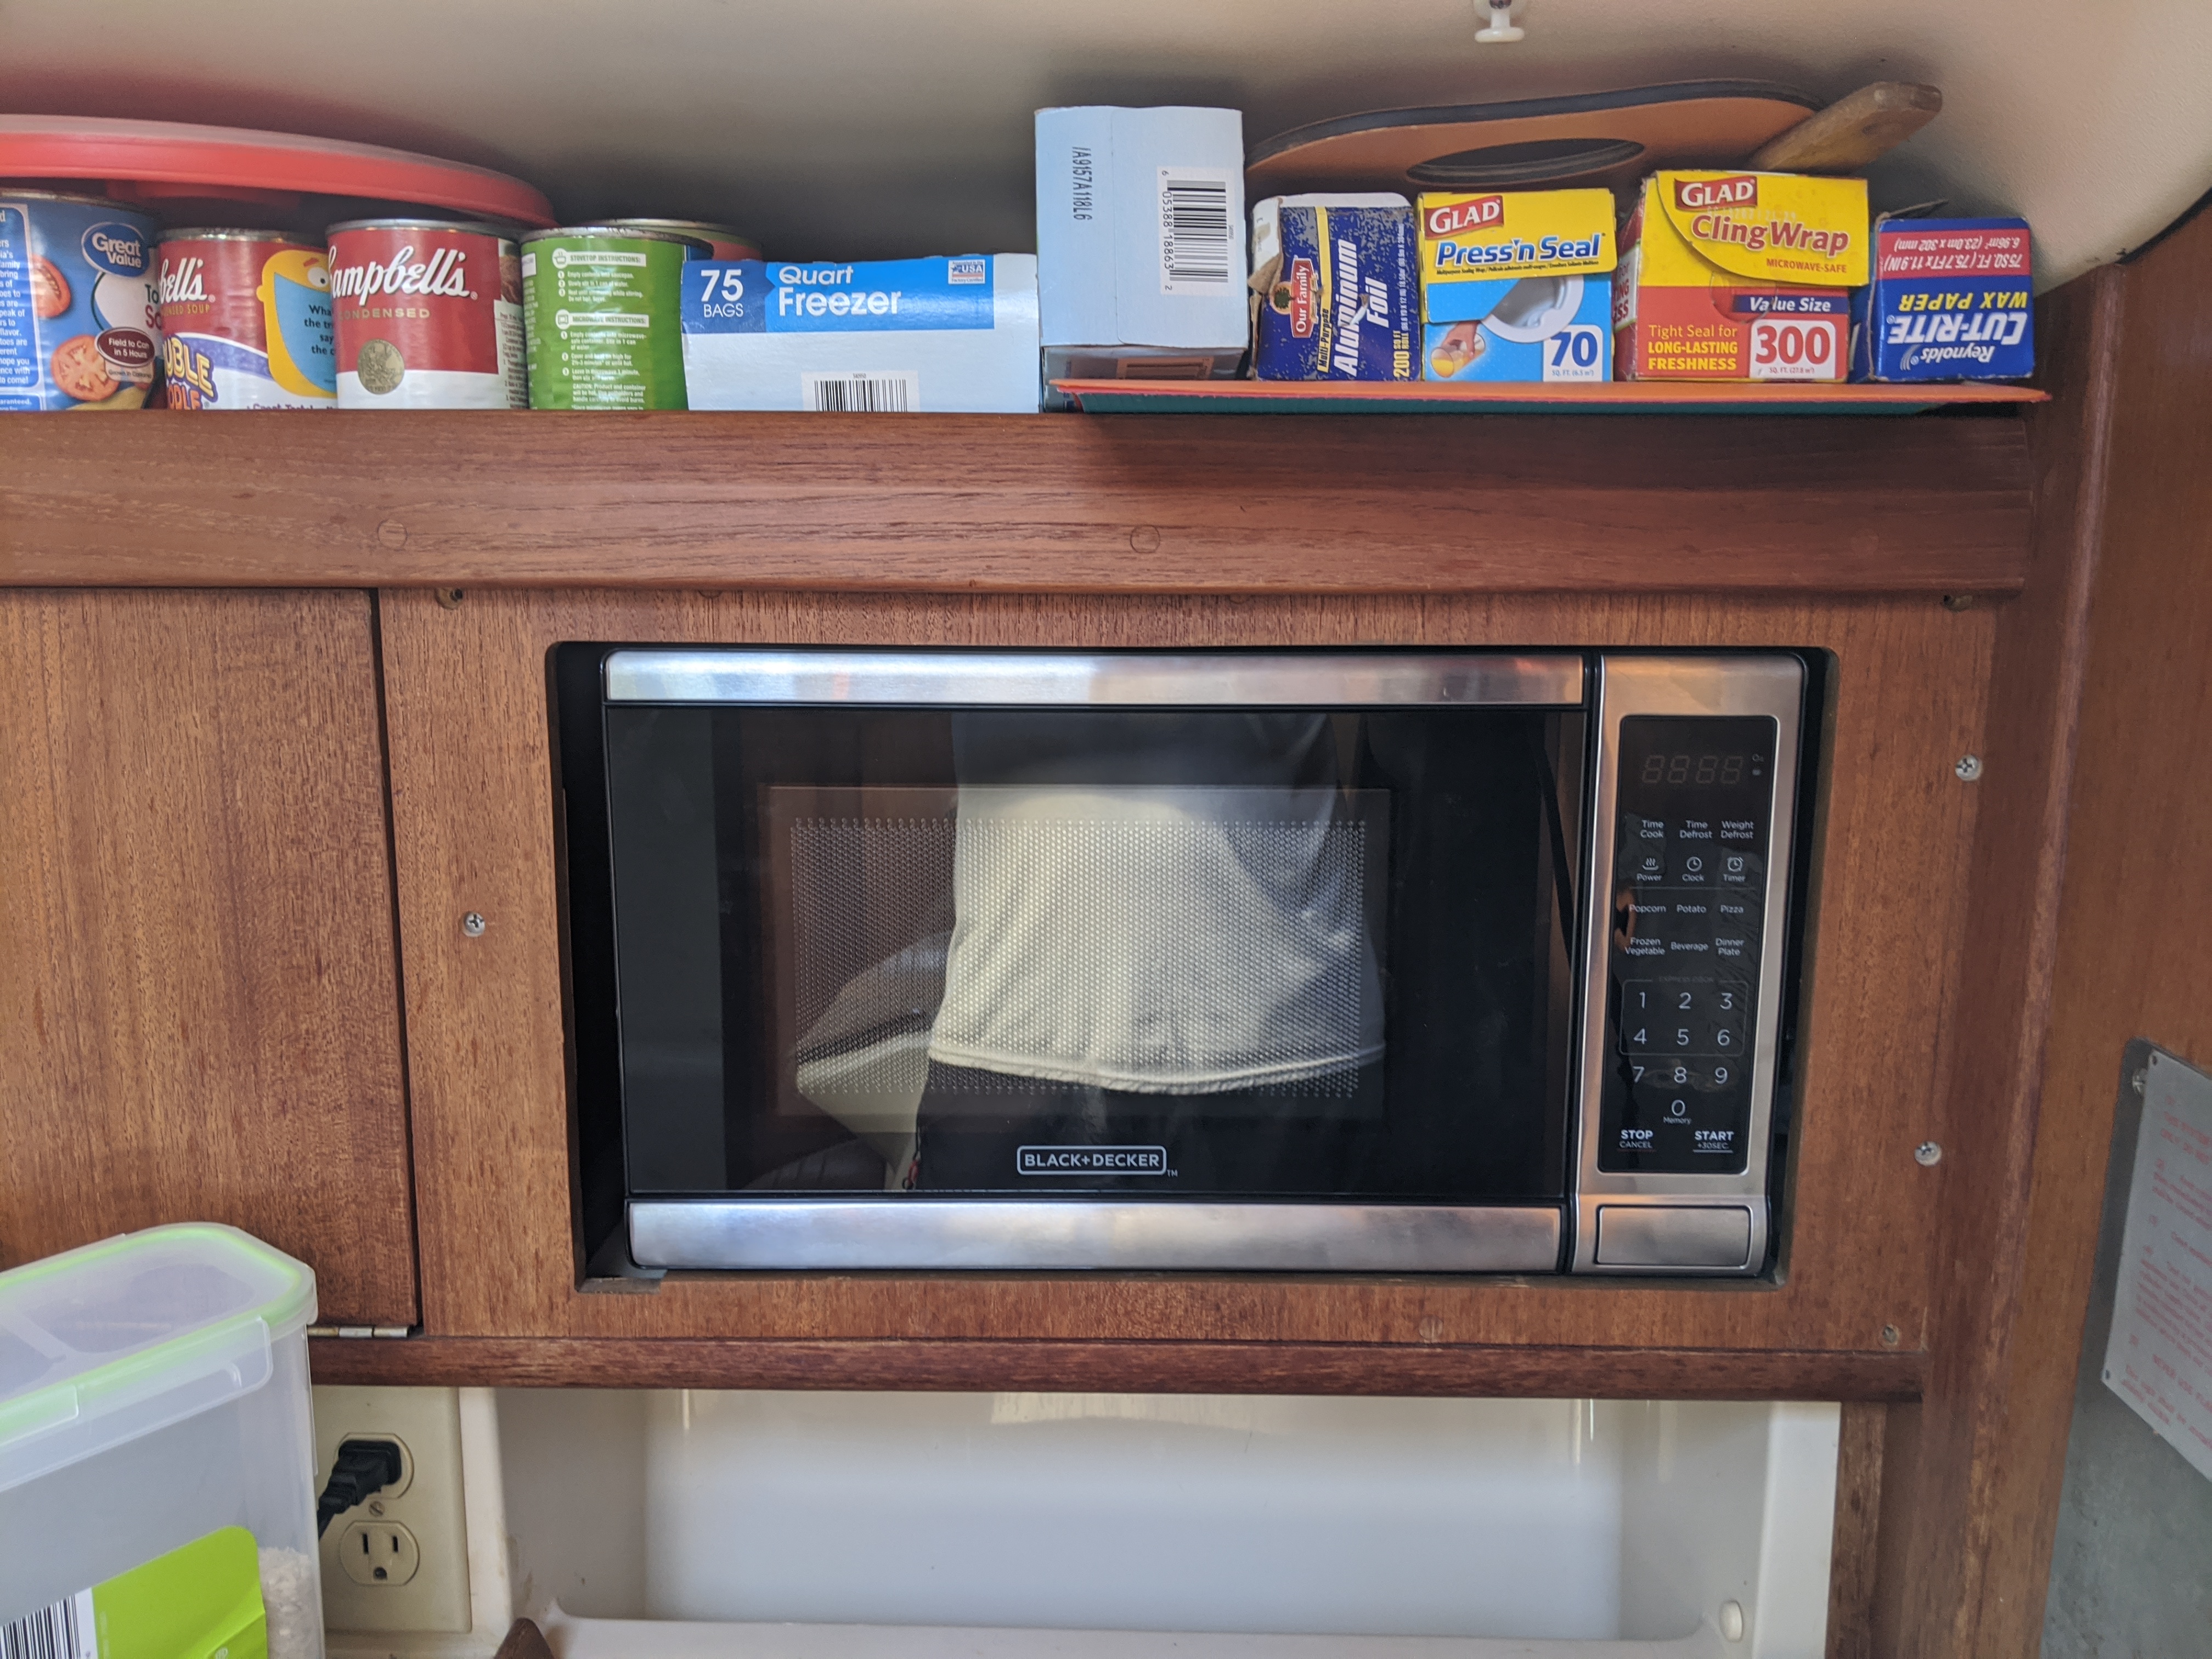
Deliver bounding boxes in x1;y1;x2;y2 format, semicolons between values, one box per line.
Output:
0;1223;317;1495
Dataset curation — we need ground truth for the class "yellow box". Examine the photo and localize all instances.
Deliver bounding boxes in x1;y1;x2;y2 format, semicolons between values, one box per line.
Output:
1417;188;1615;304
1629;171;1868;287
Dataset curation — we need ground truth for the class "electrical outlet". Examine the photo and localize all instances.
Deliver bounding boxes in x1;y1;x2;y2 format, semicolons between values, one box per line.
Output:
336;1521;421;1587
313;1385;472;1632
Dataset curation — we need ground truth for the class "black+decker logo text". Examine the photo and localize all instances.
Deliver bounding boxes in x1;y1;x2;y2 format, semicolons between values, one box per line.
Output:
1017;1146;1169;1176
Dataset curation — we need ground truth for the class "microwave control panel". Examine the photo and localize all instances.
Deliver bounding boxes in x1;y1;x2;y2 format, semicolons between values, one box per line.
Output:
1596;715;1776;1174
1572;655;1803;1276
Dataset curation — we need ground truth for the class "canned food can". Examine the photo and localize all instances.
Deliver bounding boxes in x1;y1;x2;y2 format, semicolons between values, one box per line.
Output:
0;190;161;410
327;219;527;409
157;232;336;409
607;218;761;261
521;226;705;410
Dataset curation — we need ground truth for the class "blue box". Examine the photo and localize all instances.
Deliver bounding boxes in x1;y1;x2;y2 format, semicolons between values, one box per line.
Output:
1852;216;2033;382
1251;195;1417;380
680;255;1039;412
1421;274;1612;383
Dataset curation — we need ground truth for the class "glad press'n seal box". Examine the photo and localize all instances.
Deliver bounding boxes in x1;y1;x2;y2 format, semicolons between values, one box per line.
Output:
1852;215;2033;381
1616;171;1867;381
1418;189;1615;382
1251;194;1417;380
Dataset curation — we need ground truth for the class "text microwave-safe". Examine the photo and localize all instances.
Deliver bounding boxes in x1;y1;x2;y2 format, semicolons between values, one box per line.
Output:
555;650;1818;1277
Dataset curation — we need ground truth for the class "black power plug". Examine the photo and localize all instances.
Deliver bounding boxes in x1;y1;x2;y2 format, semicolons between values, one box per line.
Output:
316;1437;405;1537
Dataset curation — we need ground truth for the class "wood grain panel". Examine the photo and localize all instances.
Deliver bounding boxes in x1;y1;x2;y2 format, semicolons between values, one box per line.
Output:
309;1334;1925;1400
1826;1401;1888;1659
1967;210;2212;1652
0;411;2032;596
1867;268;2123;1656
381;587;1990;1372
0;590;416;1325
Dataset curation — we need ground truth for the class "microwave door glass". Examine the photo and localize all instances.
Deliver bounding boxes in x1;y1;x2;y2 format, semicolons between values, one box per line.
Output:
599;701;1579;1210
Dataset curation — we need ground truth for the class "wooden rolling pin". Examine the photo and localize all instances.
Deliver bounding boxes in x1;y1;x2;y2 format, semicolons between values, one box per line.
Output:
1749;81;1943;172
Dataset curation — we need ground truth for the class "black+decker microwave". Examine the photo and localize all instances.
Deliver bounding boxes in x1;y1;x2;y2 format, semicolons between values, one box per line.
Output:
555;648;1815;1276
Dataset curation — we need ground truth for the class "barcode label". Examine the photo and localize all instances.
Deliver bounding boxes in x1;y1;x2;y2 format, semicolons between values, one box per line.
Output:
802;371;920;412
3;1592;97;1659
1158;167;1233;295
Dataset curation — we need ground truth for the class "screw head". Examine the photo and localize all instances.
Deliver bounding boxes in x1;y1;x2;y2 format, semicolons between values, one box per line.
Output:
433;586;465;610
1881;1324;1901;1347
1915;1141;1943;1166
1955;754;1983;781
461;912;487;937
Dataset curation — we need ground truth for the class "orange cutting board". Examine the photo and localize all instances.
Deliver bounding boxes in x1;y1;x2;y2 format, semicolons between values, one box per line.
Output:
1246;81;1819;198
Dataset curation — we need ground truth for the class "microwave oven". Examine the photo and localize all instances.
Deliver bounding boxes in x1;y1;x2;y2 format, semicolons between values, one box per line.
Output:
554;648;1814;1277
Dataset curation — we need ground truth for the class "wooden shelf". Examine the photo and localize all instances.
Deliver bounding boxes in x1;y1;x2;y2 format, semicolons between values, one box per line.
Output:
1;408;2030;595
309;1333;1927;1401
1055;379;2049;415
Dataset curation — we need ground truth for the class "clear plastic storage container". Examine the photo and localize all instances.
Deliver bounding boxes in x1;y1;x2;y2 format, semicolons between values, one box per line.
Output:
0;1224;324;1658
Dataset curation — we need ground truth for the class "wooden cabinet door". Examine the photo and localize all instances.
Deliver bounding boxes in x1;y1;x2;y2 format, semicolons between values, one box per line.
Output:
0;590;415;1325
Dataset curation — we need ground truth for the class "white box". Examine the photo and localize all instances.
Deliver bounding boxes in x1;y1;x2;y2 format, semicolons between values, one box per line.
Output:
0;1224;324;1653
1035;106;1249;390
680;256;1039;413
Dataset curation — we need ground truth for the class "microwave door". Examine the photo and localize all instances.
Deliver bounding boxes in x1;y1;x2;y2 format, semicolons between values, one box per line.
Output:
580;649;1588;1273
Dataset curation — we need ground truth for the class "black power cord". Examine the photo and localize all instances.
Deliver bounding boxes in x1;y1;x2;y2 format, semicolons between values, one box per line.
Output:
316;1438;405;1537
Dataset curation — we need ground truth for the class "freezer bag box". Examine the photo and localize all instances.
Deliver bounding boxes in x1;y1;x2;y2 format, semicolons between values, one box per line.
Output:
680;255;1039;412
1251;195;1416;380
1852;215;2033;381
1616;171;1867;381
1036;106;1248;390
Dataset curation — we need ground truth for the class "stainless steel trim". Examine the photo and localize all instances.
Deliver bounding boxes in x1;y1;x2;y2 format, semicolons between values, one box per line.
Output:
1568;655;1804;1274
630;1200;1564;1273
605;650;1585;708
1594;1205;1753;1268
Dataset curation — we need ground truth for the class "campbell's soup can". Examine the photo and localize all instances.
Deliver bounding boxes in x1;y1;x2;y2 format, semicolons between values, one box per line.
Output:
607;218;762;261
521;225;705;410
157;231;336;409
0;190;160;410
327;219;527;409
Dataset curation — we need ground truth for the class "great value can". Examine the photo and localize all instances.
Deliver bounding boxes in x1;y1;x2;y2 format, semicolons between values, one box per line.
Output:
0;190;161;410
157;231;336;409
608;218;762;260
327;219;527;409
521;225;705;410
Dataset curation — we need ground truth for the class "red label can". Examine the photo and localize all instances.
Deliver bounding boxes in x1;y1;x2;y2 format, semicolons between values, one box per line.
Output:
157;232;336;409
327;219;526;408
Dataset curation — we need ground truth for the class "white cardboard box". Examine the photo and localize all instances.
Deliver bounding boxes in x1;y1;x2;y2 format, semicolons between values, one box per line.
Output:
1035;106;1249;392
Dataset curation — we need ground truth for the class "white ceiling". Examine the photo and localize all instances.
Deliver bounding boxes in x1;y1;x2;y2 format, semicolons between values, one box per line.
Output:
4;0;2208;287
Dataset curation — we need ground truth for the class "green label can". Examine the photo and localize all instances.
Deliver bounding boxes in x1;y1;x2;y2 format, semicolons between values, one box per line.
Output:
521;227;703;409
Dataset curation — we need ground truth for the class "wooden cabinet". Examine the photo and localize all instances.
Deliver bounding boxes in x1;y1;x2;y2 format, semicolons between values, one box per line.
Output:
0;590;414;1325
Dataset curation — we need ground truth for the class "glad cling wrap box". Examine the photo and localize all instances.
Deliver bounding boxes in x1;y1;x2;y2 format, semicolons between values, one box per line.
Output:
1852;215;2033;381
1616;171;1867;381
1418;189;1614;382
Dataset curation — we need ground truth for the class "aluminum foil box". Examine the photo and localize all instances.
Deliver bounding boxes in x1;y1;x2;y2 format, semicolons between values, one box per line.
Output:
1251;195;1416;380
1851;216;2033;381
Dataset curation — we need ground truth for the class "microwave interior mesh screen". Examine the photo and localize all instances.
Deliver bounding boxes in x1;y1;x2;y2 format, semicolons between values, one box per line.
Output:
784;790;1387;1103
